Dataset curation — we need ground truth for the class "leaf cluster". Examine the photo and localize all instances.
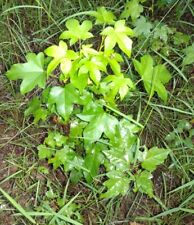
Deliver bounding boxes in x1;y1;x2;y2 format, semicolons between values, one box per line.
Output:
6;6;171;199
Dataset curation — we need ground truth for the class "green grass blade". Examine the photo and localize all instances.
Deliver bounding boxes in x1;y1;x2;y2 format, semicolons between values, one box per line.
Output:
180;193;194;207
168;180;194;194
152;207;180;218
0;187;36;224
180;208;194;214
1;5;43;15
103;103;144;128
149;103;194;116
15;212;83;225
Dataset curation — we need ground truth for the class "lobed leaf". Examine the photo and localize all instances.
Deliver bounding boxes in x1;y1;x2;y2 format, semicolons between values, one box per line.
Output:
48;84;81;121
90;7;116;25
120;0;144;21
101;20;134;57
60;19;93;45
133;54;171;102
6;52;46;94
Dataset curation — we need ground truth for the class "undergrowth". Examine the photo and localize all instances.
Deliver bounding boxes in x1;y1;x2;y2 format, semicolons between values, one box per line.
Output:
0;0;193;225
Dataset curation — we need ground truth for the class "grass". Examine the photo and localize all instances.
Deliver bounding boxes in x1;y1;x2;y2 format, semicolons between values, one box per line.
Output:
0;0;194;224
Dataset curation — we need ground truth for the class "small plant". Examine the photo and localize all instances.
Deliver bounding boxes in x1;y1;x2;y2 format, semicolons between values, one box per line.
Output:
6;7;171;199
166;120;194;148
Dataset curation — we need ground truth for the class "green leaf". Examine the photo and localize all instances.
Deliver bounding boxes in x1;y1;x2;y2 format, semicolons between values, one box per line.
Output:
103;148;131;172
141;147;170;172
69;120;86;139
104;51;123;75
102;74;134;102
6;52;46;94
84;143;104;183
24;97;48;123
183;44;194;66
38;144;53;159
153;24;173;43
120;0;144;21
101;20;134;57
77;54;108;85
133;16;153;36
133;55;171;102
45;41;78;75
173;32;190;46
59;19;93;45
134;171;153;197
70;169;83;184
101;171;130;198
70;72;88;92
83;111;118;143
44;131;67;148
110;119;139;148
49;147;83;171
48;84;81;121
76;100;104;122
90;7;116;25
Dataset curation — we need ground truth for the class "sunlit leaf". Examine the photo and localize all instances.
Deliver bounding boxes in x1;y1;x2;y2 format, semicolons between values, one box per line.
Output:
101;20;134;57
60;19;93;45
90;7;116;25
45;40;78;75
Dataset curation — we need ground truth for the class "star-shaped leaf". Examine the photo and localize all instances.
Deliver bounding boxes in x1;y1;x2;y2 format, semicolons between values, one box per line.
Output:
6;52;46;94
48;84;81;121
101;20;134;57
78;55;107;85
133;16;153;36
90;7;116;25
103;74;135;101
120;0;144;21
133;54;171;102
59;19;93;45
45;40;78;75
141;147;170;172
